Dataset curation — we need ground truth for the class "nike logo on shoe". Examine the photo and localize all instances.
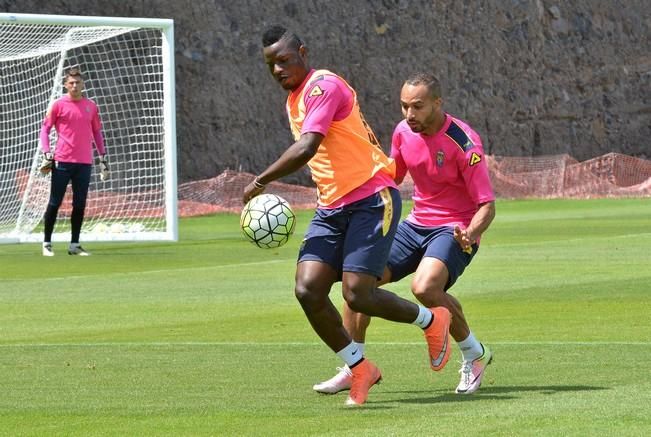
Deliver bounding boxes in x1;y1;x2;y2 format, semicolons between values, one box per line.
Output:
468;372;482;386
430;333;449;368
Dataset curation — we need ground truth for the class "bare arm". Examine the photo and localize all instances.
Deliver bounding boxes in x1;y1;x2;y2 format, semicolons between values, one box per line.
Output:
242;132;323;203
454;201;495;250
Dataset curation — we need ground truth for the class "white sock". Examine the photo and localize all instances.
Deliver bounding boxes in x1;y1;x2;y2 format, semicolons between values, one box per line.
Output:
69;242;80;250
458;331;483;361
339;342;364;372
336;342;363;367
412;306;433;329
43;242;51;247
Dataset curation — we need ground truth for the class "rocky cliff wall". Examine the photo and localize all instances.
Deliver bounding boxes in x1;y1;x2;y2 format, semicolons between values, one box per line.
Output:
2;0;649;184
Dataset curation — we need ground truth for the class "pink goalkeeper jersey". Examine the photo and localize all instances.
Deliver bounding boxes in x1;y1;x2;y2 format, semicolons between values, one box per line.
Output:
40;94;105;164
391;114;495;228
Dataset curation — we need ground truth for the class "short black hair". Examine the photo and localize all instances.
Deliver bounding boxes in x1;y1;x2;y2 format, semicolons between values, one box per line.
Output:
404;72;442;99
262;25;303;49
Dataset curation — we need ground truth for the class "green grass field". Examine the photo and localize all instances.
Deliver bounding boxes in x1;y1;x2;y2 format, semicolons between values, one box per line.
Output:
1;198;650;436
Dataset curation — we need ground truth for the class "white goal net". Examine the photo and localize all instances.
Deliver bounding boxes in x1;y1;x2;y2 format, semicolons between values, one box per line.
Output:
0;13;177;243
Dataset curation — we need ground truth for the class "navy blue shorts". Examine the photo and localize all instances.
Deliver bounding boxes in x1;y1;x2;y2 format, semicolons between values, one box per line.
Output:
298;187;402;279
387;221;479;290
48;161;92;209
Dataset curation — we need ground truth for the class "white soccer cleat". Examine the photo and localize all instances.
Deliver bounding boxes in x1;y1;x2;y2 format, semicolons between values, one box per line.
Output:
456;344;493;395
313;366;352;394
68;245;91;256
42;244;54;257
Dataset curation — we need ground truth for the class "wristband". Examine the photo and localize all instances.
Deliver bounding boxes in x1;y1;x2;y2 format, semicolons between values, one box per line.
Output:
253;177;266;189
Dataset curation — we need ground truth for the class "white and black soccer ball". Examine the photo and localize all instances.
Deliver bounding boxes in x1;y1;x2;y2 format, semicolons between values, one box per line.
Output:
240;193;296;249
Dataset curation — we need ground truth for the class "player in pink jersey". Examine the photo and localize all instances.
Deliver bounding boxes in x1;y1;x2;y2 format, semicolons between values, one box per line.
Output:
39;68;108;256
315;73;496;395
243;26;452;406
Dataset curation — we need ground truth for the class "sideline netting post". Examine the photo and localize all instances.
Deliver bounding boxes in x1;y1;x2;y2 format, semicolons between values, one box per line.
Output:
0;13;177;243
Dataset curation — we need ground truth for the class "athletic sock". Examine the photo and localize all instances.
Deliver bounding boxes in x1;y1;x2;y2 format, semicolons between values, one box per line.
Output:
336;342;363;367
458;331;484;362
412;305;433;329
355;341;365;356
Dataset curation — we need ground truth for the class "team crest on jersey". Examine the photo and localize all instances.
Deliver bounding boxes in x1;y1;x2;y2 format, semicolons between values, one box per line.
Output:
469;152;482;166
436;150;445;167
309;85;323;97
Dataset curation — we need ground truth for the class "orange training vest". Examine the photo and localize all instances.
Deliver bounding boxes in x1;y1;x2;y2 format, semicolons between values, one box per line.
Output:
286;69;395;206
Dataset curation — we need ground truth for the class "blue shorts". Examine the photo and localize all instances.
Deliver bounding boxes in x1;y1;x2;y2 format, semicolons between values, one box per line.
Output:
298;187;401;279
387;221;479;290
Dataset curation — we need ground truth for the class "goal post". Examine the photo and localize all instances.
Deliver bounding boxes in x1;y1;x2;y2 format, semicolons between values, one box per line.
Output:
0;13;177;243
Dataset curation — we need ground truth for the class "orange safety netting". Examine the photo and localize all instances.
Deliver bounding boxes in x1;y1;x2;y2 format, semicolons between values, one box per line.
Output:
177;152;651;216
15;153;651;219
486;152;651;199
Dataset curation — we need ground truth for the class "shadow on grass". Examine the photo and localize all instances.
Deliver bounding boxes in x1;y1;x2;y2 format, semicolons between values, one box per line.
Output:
384;385;608;405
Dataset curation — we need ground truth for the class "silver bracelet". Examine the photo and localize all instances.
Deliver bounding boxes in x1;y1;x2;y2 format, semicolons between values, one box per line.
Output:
253;177;266;189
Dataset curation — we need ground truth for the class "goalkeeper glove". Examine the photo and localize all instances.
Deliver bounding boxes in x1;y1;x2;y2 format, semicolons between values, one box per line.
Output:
99;155;110;181
39;152;54;174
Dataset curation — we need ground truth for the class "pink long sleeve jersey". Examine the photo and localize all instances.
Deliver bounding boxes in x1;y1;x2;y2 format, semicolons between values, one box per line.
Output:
40;95;105;164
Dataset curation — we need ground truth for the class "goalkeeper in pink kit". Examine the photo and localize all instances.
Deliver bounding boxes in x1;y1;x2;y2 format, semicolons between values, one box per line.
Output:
39;68;108;256
315;72;496;395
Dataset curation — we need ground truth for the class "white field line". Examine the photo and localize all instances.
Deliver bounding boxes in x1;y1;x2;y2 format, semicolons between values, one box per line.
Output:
6;232;650;283
0;341;649;348
8;259;293;282
484;231;651;249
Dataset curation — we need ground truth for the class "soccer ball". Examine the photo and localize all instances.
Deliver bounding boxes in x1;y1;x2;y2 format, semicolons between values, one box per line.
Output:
240;193;296;249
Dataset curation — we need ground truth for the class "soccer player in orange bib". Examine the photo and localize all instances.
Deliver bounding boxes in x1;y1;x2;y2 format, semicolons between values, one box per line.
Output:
243;26;452;406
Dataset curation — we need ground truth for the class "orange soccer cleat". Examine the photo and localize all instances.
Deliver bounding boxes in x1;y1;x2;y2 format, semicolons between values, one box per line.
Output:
344;359;382;406
424;307;452;371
